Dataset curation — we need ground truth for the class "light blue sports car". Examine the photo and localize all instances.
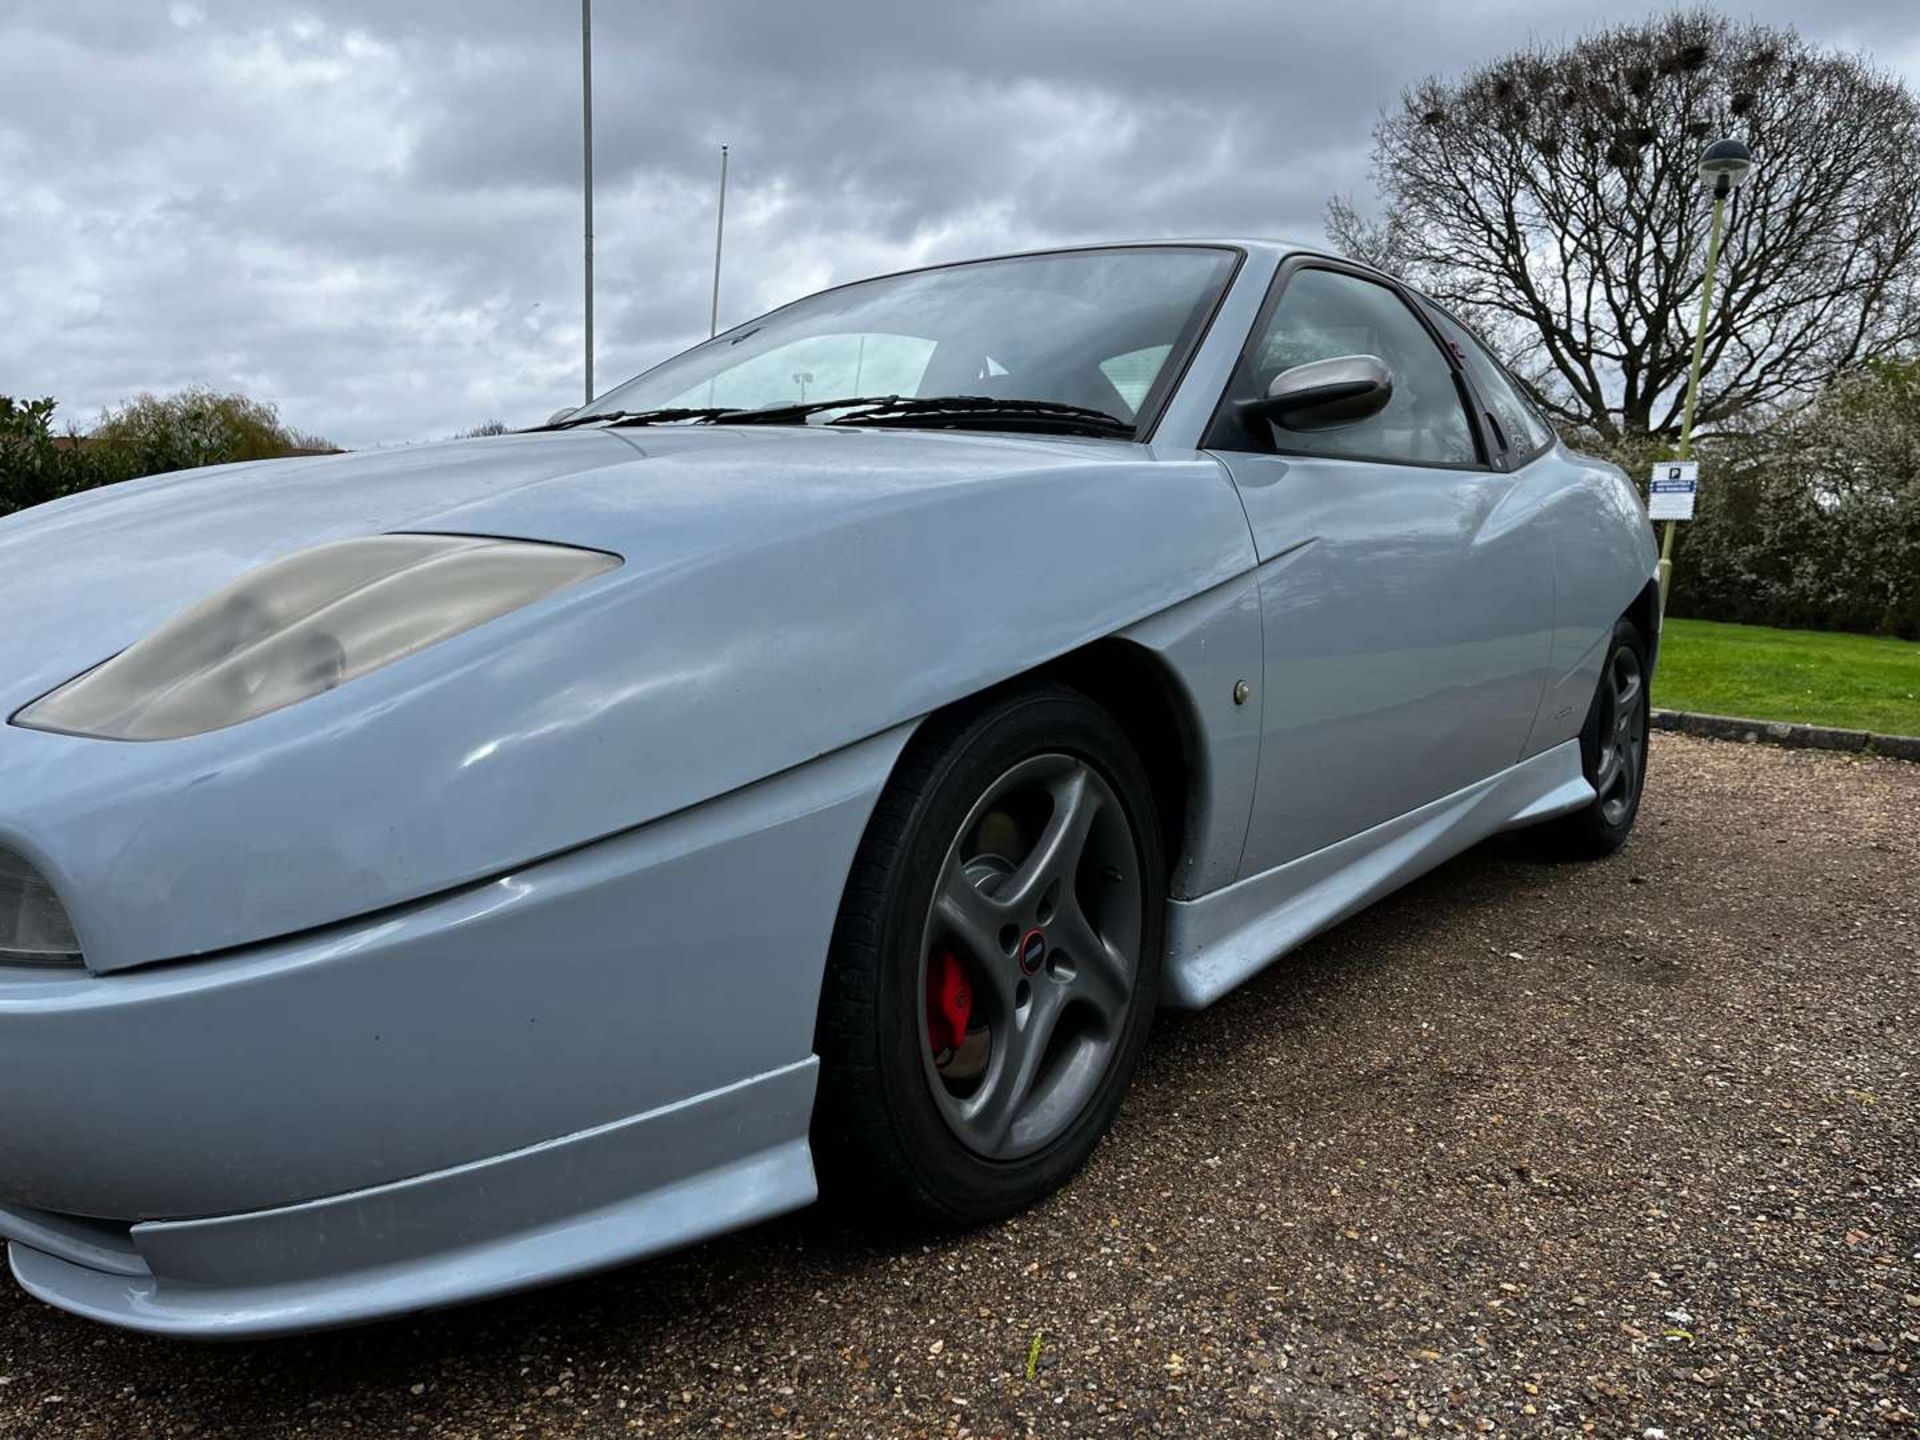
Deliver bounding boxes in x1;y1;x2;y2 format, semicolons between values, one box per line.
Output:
0;241;1657;1337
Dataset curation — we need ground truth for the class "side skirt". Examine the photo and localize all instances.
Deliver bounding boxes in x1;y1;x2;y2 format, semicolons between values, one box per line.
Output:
1161;740;1590;1009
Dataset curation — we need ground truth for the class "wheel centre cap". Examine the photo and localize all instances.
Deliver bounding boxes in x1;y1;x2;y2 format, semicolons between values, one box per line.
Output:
1017;927;1047;975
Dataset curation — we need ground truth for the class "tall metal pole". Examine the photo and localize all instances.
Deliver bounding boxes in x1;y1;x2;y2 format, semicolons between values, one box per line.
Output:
581;0;594;404
1657;183;1729;613
709;144;729;338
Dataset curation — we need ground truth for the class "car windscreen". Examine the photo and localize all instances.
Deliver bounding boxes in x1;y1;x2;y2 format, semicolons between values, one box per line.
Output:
576;246;1239;429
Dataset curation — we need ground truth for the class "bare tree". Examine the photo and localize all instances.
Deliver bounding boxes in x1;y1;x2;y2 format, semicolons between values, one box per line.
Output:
1327;11;1920;442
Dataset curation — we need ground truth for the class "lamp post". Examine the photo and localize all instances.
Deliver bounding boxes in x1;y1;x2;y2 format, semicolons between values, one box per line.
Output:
581;0;594;405
1658;137;1754;613
709;144;729;338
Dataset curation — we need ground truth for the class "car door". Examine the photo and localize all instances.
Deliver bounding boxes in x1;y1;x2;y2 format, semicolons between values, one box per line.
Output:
1206;259;1555;877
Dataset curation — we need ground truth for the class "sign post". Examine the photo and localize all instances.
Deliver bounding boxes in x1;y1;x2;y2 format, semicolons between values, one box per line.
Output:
1658;137;1753;615
1656;192;1724;613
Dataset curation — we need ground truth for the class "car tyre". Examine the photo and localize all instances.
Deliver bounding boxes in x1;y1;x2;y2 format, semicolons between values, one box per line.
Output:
812;682;1164;1225
1529;617;1651;859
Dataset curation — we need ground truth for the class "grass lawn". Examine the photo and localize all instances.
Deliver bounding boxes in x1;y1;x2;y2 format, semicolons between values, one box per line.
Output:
1654;617;1920;736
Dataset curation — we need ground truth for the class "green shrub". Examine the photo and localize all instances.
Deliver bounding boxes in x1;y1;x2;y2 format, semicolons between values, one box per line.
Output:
0;396;128;517
1669;363;1920;639
0;388;337;521
90;386;333;477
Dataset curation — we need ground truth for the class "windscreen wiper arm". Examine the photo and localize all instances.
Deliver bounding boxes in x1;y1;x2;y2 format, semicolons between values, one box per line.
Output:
822;394;1136;439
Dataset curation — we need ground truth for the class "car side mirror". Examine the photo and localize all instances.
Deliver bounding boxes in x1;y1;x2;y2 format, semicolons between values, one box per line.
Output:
546;406;578;426
1240;355;1393;432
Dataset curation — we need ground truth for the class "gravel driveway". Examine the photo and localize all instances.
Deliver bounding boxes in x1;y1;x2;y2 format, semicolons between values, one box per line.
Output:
1;734;1914;1438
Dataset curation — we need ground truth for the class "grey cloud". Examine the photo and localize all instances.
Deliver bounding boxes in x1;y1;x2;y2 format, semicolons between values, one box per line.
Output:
3;0;1916;446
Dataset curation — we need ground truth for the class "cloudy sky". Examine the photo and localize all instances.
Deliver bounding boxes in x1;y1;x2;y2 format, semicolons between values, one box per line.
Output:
3;2;1916;448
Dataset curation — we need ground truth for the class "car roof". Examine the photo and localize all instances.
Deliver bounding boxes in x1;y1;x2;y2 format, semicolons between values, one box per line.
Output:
921;236;1345;269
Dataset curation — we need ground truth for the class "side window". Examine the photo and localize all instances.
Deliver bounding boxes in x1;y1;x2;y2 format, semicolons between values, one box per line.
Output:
1227;268;1477;465
1428;309;1556;459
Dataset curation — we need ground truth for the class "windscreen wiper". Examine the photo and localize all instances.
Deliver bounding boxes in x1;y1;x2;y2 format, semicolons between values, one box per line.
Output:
535;397;904;431
536;406;738;431
702;393;1136;439
822;394;1136;439
707;395;905;426
537;394;1138;439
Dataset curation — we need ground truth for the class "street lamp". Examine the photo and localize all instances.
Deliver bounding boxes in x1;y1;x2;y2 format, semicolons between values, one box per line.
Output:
1658;137;1754;613
1697;137;1753;199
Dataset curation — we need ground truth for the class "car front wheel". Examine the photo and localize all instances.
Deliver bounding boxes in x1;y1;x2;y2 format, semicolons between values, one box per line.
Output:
812;683;1164;1224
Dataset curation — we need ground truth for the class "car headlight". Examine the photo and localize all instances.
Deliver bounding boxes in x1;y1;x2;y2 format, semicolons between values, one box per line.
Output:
12;534;620;742
0;847;82;967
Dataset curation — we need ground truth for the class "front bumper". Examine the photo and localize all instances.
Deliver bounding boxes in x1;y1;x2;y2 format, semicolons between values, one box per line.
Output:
5;1061;814;1338
0;726;908;1337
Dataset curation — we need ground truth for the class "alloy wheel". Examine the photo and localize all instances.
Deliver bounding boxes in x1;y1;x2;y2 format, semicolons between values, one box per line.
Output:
1593;644;1647;826
916;753;1144;1161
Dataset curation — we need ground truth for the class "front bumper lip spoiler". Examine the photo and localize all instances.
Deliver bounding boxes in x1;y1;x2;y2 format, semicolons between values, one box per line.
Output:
2;1059;816;1340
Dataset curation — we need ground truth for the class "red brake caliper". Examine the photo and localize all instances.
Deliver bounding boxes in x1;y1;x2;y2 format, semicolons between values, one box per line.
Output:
926;949;973;1055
